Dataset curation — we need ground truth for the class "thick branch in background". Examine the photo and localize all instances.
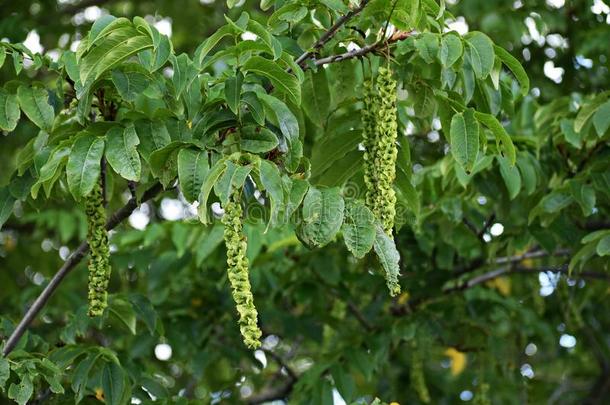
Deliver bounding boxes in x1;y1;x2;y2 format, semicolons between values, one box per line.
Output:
295;0;371;66
2;182;163;357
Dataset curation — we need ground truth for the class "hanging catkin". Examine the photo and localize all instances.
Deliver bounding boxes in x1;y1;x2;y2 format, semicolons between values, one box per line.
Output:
85;179;111;317
362;78;381;213
362;65;398;236
222;190;262;349
374;65;398;236
411;346;431;403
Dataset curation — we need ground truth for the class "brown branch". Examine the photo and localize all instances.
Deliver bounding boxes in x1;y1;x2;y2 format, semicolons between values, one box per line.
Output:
493;248;571;265
2;182;164;357
444;265;610;293
294;0;372;67
312;30;413;67
247;349;298;404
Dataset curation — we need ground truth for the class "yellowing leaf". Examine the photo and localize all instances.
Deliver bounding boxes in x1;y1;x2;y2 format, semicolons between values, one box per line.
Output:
397;292;410;305
95;387;104;401
486;277;511;296
444;348;467;376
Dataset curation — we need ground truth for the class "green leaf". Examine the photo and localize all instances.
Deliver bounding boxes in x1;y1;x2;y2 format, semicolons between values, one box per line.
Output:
450;109;479;173
105;126;141;181
297;187;344;248
66;133;105;199
440;33;463;68
247;18;282;59
494;45;530;98
258;159;284;228
0;187;16;231
596;236;610;256
582;229;610;244
302;68;331;126
498;155;521;199
242;56;301;105
80;26;153;83
194;25;234;66
134;120;172;161
257;93;299;143
149;141;185;187
225;72;244;114
415;32;440;64
285;178;309;218
87;15;128;50
8;375;33;405
128;294;159;335
311;130;361;177
101;362;129;405
111;64;151;102
560;118;582;148
32;144;71;198
171;53;198;99
593;100;610;136
465;32;495;79
0;357;9;389
0;88;20;131
17;86;54;131
242;91;266;126
198;157;227;224
341;199;376;259
570;181;596;216
72;352;101;403
373;225;401;297
177;148;209;203
109;298;137;334
240;125;279;153
574;94;610;133
516;153;537;195
474;111;516;165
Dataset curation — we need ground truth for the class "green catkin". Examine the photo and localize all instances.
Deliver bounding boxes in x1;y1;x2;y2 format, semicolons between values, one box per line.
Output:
411;347;431;404
85;179;111;317
222;190;262;349
361;66;398;236
474;382;490;405
362;78;381;212
375;65;398;236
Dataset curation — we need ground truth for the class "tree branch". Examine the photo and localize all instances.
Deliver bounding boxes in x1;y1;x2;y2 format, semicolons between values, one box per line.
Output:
2;182;163;357
493;248;571;265
295;0;372;66
313;30;413;67
444;264;610;293
247;349;298;404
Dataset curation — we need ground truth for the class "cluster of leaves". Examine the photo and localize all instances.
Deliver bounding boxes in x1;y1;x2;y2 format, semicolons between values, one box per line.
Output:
0;0;609;403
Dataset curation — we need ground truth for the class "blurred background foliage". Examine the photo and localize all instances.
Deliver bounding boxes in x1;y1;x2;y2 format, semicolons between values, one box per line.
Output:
1;0;610;404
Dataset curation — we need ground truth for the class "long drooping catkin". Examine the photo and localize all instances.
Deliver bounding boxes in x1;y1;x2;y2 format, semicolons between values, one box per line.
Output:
374;65;398;236
362;78;381;212
85;180;111;317
361;66;398;236
222;190;262;349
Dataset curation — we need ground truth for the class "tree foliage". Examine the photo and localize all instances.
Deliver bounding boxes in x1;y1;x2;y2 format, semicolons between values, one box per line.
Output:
0;0;609;403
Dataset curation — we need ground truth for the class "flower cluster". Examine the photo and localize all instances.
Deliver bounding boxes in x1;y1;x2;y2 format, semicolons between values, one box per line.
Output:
85;180;111;317
222;190;262;349
362;66;398;236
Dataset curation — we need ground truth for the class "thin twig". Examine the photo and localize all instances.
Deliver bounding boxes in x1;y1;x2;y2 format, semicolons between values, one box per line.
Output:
2;182;164;357
313;30;413;67
444;264;610;293
494;248;571;265
294;0;372;67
